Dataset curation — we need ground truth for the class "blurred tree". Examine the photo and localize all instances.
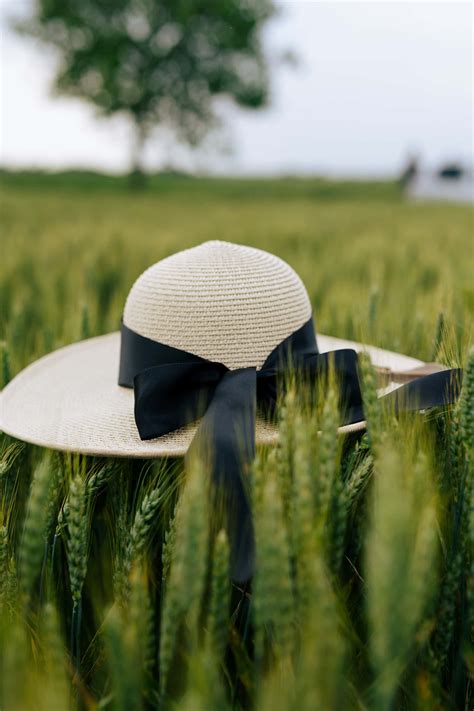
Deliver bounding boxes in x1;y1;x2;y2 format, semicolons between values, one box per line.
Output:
16;0;275;183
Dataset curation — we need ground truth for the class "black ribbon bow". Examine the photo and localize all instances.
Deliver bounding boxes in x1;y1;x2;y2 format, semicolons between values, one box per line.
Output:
118;318;462;583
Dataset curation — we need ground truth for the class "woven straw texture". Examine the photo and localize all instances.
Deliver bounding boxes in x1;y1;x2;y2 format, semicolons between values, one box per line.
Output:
124;240;312;370
0;240;424;457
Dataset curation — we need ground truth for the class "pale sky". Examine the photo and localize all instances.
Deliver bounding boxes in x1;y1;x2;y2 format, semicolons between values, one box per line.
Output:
0;1;472;176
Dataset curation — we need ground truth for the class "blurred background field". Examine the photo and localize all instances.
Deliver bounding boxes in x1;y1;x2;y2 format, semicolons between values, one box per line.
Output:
1;170;472;377
0;171;473;709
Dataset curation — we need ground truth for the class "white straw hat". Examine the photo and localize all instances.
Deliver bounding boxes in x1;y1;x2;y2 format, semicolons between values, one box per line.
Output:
0;240;425;458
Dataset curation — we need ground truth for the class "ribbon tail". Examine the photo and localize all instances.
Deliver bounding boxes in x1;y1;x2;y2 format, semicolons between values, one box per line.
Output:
186;367;257;584
380;367;463;415
300;352;462;426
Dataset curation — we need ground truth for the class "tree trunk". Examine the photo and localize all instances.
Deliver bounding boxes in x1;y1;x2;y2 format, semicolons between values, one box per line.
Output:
129;121;148;189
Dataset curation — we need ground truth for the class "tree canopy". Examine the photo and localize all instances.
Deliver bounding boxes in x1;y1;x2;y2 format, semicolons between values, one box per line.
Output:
17;0;275;172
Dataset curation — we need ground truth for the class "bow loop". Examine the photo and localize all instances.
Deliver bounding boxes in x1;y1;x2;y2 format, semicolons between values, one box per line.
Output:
134;360;228;440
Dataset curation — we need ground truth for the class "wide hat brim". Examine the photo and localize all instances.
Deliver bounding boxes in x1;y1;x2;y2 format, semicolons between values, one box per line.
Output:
0;332;424;458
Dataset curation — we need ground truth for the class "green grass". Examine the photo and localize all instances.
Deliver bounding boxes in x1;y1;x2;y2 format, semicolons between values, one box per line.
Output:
0;173;473;709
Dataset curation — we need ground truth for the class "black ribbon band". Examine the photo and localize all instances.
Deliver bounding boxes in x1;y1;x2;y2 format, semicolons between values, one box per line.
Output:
118;318;462;582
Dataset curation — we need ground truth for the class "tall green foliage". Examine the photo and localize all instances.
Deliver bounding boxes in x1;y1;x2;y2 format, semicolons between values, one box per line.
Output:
0;178;472;708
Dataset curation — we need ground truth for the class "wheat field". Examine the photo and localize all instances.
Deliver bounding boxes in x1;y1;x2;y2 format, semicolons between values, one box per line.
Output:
0;172;473;710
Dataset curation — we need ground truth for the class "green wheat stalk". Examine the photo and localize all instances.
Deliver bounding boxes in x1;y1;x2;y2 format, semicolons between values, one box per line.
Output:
253;473;295;666
159;458;209;695
19;456;53;602
162;502;178;582
0;524;9;606
67;473;88;607
291;412;317;615
358;351;383;453
0;340;11;388
116;483;164;604
316;384;338;530
206;528;230;665
460;346;474;457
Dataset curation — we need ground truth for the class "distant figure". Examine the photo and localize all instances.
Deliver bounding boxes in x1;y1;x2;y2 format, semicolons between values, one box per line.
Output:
399;155;419;190
438;163;464;180
406;158;473;204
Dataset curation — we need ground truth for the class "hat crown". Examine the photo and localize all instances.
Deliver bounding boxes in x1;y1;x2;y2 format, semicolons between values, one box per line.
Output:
123;240;312;370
